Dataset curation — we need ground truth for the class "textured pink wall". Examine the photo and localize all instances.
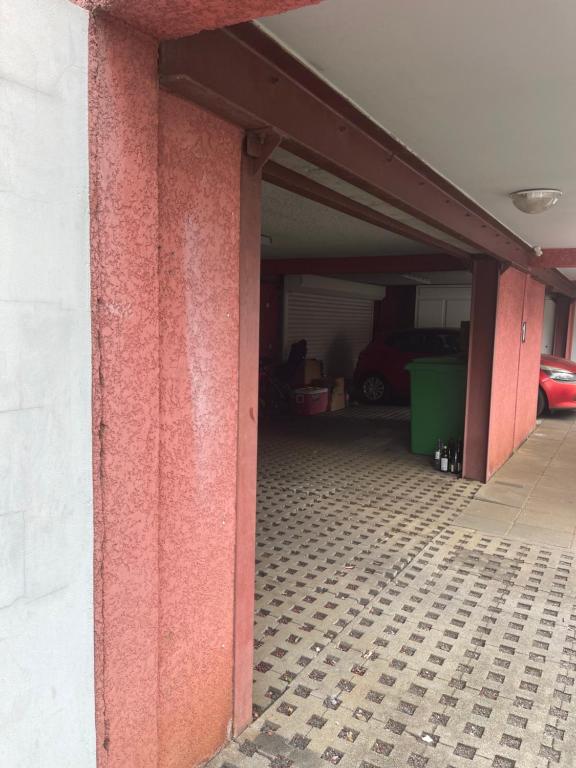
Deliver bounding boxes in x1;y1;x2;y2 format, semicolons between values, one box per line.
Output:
487;268;526;477
89;14;160;768
513;278;544;450
158;92;243;767
75;0;324;39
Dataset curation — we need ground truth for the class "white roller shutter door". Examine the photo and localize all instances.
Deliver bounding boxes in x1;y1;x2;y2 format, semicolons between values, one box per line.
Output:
284;291;374;378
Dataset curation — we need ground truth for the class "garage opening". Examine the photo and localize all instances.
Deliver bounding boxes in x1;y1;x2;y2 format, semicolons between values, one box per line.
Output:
250;155;481;721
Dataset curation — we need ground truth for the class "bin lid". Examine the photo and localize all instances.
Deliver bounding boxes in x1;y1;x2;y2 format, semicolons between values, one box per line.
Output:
292;387;329;395
405;356;466;371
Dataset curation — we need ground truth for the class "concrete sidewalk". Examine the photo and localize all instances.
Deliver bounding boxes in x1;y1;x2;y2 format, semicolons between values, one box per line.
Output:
455;412;576;547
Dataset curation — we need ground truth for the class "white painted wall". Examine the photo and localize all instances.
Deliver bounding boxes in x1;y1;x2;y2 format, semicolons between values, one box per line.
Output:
414;285;472;328
0;1;95;766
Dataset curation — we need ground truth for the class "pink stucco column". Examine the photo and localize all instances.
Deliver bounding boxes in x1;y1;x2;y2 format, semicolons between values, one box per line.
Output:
157;92;263;762
89;14;160;768
85;3;338;766
90;17;263;767
157;91;250;767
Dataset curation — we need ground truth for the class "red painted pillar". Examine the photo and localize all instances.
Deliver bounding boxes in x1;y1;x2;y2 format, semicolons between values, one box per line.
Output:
234;153;262;735
487;267;529;476
463;259;499;482
464;263;544;482
512;276;544;450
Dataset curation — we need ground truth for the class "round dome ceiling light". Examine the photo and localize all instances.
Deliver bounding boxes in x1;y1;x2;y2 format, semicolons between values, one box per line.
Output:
510;188;562;214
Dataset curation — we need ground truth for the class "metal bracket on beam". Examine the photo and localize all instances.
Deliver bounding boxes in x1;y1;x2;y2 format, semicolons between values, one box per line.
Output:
245;129;281;175
535;248;576;269
527;245;543;269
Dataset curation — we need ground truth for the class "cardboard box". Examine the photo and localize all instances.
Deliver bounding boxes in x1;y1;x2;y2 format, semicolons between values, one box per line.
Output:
330;377;346;411
311;376;347;411
303;358;323;385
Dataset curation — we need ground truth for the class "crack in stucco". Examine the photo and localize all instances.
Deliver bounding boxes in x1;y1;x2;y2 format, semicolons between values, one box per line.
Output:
89;16;110;757
96;298;110;759
97;389;109;755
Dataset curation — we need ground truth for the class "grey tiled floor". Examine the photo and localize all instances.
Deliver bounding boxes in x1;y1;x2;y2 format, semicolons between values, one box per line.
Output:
208;407;576;768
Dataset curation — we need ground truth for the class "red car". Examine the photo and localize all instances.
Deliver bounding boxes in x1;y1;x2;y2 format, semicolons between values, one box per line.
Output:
539;354;576;416
353;328;461;403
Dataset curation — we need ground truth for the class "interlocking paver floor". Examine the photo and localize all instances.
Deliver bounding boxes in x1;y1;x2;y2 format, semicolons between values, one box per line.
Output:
208;406;576;768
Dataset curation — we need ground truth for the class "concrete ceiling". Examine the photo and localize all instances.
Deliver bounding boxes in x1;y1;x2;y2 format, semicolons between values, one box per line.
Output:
339;271;472;287
261;181;439;258
266;148;476;255
259;0;576;251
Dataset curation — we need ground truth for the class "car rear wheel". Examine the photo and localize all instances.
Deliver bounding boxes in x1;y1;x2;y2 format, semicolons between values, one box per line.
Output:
537;387;547;417
359;374;390;404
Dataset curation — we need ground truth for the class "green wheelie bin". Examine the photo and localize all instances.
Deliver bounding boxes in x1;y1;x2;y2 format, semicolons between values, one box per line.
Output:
405;356;467;455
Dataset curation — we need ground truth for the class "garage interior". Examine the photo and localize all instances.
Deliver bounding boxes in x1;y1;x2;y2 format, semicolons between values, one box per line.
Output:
224;199;576;765
254;148;479;718
212;132;575;768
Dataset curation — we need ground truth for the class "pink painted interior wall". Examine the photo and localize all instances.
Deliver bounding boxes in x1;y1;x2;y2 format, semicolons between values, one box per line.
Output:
487;269;545;478
513;278;545;450
75;0;324;39
157;91;244;767
89;14;160;768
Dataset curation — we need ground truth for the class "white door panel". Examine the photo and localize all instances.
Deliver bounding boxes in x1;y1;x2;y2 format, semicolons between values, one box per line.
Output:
415;286;471;329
